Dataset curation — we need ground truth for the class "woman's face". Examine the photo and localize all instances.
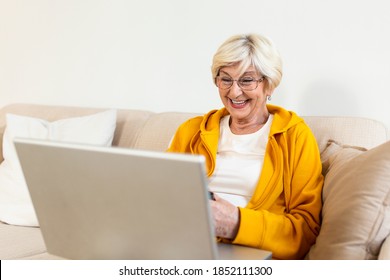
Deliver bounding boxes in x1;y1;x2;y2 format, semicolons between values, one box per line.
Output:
216;64;270;124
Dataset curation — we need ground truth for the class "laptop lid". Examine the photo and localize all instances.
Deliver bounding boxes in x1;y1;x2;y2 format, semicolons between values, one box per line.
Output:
14;137;271;260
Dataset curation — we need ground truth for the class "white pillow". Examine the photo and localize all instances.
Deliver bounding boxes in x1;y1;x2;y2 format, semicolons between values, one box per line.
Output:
307;140;390;259
0;110;117;227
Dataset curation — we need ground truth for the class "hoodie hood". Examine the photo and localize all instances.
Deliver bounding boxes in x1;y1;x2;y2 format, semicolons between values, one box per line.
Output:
199;104;304;136
267;104;304;135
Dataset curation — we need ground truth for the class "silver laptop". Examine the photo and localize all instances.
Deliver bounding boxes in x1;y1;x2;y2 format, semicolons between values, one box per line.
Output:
14;137;271;260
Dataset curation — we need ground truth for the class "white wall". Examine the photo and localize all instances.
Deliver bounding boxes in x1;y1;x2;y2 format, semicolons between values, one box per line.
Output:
1;0;389;129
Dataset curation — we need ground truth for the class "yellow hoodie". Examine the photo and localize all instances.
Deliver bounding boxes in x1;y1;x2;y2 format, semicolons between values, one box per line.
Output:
167;104;323;259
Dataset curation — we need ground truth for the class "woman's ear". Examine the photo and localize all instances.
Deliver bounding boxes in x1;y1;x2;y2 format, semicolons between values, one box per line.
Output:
265;87;274;101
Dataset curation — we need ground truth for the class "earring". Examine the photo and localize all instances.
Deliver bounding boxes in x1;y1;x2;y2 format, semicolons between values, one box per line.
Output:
267;95;272;101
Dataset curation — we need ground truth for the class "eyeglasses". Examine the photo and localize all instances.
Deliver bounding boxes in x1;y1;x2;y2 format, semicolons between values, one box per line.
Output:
215;75;265;91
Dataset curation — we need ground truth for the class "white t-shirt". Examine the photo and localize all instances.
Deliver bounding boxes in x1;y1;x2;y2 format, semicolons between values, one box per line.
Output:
208;114;273;207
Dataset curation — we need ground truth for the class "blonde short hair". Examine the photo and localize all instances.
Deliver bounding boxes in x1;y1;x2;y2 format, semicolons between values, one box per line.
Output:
211;34;283;92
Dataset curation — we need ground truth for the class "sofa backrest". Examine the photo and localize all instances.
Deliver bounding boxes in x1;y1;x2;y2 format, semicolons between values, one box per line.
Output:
129;113;390;153
0;103;389;163
303;116;389;153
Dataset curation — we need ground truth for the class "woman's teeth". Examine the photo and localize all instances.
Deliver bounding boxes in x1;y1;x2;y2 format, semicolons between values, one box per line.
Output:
231;99;246;105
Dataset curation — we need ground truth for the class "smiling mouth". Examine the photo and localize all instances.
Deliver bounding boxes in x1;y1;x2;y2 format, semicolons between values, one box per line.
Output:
230;98;248;108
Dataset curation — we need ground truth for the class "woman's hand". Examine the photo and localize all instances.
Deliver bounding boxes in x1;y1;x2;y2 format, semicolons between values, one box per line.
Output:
210;193;240;240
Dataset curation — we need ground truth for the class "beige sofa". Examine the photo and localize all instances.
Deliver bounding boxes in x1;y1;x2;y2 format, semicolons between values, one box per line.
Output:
0;103;389;260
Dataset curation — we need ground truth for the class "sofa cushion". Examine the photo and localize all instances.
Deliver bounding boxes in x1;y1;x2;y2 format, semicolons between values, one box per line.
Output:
0;221;46;259
0;110;117;227
378;234;390;260
307;140;390;259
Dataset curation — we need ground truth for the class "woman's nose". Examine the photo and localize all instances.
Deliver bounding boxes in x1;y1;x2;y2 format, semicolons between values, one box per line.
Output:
228;81;243;99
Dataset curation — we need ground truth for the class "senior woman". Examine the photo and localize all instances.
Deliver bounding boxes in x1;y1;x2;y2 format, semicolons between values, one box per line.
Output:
167;34;323;260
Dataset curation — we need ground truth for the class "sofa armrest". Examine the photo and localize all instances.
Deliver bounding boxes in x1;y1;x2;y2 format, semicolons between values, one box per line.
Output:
378;234;390;260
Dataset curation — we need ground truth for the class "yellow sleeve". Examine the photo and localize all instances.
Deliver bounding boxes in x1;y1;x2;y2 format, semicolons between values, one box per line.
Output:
233;124;323;259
